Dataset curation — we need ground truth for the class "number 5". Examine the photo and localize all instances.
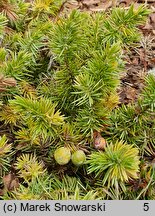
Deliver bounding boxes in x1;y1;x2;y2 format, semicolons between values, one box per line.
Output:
143;203;149;211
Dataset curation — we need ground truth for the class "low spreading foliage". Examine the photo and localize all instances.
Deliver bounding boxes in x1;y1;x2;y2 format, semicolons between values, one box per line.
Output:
0;0;154;200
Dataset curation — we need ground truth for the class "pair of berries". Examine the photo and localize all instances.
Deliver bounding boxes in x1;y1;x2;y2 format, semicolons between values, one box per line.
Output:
54;147;86;166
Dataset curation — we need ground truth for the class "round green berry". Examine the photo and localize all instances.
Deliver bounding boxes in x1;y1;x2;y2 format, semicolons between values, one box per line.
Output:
71;150;86;166
54;147;71;165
